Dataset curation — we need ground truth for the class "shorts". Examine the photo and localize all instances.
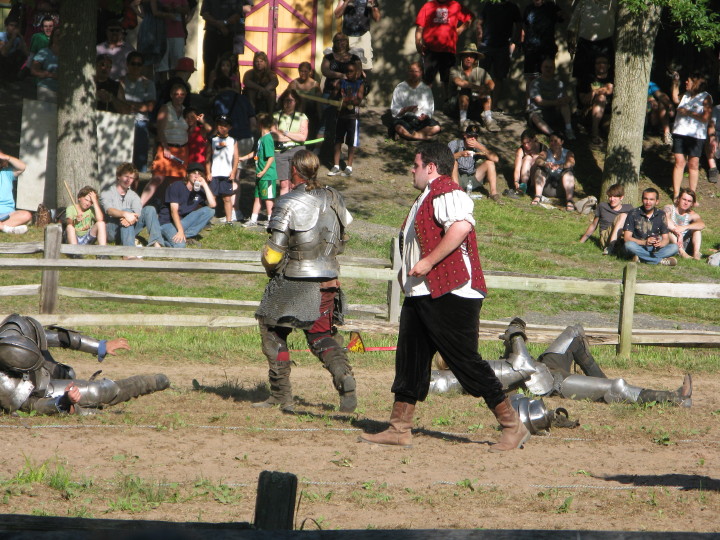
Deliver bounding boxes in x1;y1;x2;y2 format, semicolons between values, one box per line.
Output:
255;177;277;201
393;114;439;134
213;176;235;196
529;107;564;131
275;145;304;181
335;117;360;146
444;93;489;119
422;51;456;85
156;37;185;72
348;32;373;70
0;213;10;222
478;45;511;81
599;227;611;249
152;144;189;177
523;46;556;76
672;134;705;158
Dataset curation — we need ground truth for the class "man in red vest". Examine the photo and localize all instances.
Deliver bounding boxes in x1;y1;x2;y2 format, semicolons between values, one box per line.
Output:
359;142;529;451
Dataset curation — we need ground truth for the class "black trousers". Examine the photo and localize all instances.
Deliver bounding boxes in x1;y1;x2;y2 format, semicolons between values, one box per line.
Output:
391;294;505;409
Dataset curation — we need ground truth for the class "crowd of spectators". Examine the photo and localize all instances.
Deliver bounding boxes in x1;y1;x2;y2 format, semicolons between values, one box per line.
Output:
0;0;716;265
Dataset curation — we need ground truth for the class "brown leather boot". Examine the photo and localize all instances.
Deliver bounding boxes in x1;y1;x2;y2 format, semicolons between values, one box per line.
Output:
489;397;530;452
359;402;415;448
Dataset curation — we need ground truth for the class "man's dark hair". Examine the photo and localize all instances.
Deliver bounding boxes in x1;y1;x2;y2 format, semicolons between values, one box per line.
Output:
77;186;97;199
5;16;20;26
127;51;144;65
418;142;455;176
642;187;659;199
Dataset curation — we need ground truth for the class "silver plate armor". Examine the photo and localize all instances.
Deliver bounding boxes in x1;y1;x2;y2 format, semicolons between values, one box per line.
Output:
0;372;34;412
46;378;120;407
45;327;102;356
558;374;642;404
0;314;47;373
509;394;554;434
268;184;353;279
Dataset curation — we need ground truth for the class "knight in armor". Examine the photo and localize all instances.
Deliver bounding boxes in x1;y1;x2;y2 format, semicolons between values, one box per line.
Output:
0;314;170;415
430;317;692;407
253;149;357;413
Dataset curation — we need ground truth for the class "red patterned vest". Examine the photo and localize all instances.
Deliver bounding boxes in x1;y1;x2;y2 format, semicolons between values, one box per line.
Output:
410;175;487;298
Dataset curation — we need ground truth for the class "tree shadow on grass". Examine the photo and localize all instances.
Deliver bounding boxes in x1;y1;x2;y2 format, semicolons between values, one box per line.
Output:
597;473;720;491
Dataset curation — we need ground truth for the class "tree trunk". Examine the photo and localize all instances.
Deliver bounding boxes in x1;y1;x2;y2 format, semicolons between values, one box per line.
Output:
601;3;662;206
56;0;99;208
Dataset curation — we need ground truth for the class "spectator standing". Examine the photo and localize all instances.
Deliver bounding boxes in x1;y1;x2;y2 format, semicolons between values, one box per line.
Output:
96;20;135;80
272;89;309;195
30;26;60;103
158;162;217;247
448;123;501;202
65;187;108;249
151;0;190;83
579;183;632;254
530;131;576;210
320;33;361;135
448;44;497;131
95;54;122;113
415;0;472;97
334;0;381;75
567;0;616;80
670;72;711;200
521;0;563;90
706;102;720;184
647;81;674;146
664;188;705;260
212;75;256;167
328;60;364;177
622;188;678;266
577;55;613;144
242;112;276;228
101;163;164;253
142;82;189;206
242;51;278;114
475;0;521;110
527;57;574;139
206;115;239;224
0;16;28;79
0;150;31;235
390;62;442;141
119;51;157;172
184;107;207;165
201;0;253;91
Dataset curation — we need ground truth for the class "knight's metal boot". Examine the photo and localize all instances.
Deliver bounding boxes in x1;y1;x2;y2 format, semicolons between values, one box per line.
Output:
254;359;294;412
359;401;415;447
638;374;692;407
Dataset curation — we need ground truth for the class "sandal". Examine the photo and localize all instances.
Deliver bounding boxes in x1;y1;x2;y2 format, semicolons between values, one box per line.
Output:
565;200;576;212
531;196;541;206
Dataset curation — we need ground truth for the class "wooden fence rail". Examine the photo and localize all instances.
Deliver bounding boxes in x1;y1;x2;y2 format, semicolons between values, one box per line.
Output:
0;224;719;355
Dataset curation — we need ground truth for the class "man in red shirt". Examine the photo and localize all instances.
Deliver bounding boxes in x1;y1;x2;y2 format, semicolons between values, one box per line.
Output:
415;0;472;96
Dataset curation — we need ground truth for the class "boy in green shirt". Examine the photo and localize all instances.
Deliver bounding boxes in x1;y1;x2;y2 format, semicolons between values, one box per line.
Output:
243;113;277;227
65;186;107;248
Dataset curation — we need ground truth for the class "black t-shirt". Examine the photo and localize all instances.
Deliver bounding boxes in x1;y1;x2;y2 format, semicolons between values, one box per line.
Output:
322;52;361;96
522;1;562;50
342;0;376;36
578;72;614;104
479;1;521;48
158;180;214;225
96;78;120;112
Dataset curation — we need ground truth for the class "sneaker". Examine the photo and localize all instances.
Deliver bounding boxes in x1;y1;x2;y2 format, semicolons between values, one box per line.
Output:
242;220;258;228
663;132;673;146
327;165;342;176
2;225;27;234
708;167;719;184
602;248;609;255
483;115;500;132
660;257;678;266
502;188;520;199
489;193;503;204
342;166;353;176
565;127;576;141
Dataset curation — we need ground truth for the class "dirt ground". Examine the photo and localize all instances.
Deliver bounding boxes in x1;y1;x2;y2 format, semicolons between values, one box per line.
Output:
1;351;718;532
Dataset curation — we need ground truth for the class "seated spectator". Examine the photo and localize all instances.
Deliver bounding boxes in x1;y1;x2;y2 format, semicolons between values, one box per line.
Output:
622;187;678;266
96;19;135;80
288;61;322;135
0;16;28;79
205;51;240;96
31;27;60;103
205;115;239;224
647;81;673;146
242;51;278;114
528;58;574;140
119;51;157;172
212;75;256;170
448;123;501;202
448;44;498;131
65;187;108;249
95;54;122;113
142;82;188;206
24;15;54;77
158;162;216;248
390;62;441;141
664;188;705;260
155;57;195;110
578;55;613;144
100;163;163;255
0;150;31;235
530;131;576;210
579;183;633;254
512;129;546;194
705;102;720;184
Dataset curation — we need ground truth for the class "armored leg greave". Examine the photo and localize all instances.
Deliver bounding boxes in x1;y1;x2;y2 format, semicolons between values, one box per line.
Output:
108;374;170;405
259;325;294;407
541;325;606;379
310;336;357;412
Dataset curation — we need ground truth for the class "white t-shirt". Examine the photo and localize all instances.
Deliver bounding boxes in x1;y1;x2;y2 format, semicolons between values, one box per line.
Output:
673;91;711;139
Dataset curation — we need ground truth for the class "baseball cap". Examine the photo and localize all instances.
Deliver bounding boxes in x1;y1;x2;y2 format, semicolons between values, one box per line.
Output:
464;123;481;137
175;57;197;72
215;114;232;125
187;162;205;174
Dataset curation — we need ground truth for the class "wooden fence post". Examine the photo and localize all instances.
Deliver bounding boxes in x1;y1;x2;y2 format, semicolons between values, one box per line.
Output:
386;237;401;323
617;262;637;358
39;224;61;314
253;470;297;530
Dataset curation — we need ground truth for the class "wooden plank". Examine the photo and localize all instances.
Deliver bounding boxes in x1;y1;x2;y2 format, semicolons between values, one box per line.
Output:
635;281;720;299
617;263;637;358
60;244;262;261
0;258;266;274
0;241;43;254
11;314;260;327
0;284;40;296
485;274;621;296
253;471;297;530
39;224;61;314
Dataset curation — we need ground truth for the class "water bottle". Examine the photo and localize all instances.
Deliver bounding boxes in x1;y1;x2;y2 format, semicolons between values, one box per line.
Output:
466;181;473;197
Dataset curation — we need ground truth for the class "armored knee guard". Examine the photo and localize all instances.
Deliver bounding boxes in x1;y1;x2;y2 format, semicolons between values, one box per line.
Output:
311;336;356;412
